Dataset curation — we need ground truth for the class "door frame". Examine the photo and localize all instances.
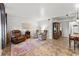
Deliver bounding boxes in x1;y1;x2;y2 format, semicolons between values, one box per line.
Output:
0;3;7;49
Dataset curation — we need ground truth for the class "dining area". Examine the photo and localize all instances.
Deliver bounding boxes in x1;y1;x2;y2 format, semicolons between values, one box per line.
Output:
69;33;79;51
69;21;79;52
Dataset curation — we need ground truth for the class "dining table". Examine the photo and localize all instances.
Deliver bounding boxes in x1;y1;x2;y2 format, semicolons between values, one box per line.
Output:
69;33;79;51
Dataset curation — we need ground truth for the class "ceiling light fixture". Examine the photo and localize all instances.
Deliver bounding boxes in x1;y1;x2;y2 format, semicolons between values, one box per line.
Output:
75;4;79;9
40;8;45;17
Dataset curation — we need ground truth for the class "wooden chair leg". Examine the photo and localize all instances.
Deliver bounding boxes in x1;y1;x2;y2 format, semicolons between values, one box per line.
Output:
74;40;76;52
69;39;71;49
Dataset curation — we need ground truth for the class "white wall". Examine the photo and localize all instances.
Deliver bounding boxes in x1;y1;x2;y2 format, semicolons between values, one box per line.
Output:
7;14;38;37
37;19;70;39
7;14;54;38
7;14;74;39
61;21;69;37
37;19;52;39
8;13;77;39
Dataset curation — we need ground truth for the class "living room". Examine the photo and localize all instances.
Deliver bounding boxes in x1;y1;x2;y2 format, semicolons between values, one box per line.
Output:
0;3;79;56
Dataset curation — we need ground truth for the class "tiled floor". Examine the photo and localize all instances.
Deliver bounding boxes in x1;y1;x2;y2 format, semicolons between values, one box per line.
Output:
2;37;79;56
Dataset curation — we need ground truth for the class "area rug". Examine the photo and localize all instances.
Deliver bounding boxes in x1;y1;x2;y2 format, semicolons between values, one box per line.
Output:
11;39;45;56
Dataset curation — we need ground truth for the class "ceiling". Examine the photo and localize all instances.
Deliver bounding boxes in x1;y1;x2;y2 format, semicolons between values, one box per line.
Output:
5;3;76;21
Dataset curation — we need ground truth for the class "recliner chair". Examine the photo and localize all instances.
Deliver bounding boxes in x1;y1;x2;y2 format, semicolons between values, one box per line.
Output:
11;30;26;44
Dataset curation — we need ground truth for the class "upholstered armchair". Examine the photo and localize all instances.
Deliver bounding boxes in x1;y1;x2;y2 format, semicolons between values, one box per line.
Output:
11;30;26;44
25;31;30;39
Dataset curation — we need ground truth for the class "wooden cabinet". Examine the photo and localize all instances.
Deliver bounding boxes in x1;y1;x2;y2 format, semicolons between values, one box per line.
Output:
53;22;61;39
